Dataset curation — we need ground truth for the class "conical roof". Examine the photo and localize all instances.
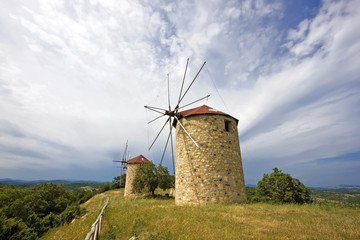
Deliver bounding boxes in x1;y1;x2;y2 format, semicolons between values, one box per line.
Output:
179;105;238;124
127;155;150;164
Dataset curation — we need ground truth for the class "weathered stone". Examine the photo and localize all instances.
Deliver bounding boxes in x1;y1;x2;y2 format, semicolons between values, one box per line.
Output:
124;163;138;196
175;114;246;205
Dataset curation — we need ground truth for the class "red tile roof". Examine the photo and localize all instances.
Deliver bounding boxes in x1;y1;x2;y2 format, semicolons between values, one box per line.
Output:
179;105;238;124
178;105;239;125
127;155;150;164
179;105;229;117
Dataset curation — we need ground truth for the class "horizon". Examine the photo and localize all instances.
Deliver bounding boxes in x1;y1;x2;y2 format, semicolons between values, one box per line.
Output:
0;0;359;187
2;177;360;189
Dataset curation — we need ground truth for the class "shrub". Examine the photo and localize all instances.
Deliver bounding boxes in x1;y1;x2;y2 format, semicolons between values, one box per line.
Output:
42;212;60;229
254;168;311;204
59;204;81;224
75;189;94;204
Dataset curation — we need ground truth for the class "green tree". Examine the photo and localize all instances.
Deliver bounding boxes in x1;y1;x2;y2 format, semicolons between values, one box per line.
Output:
111;175;126;189
254;168;311;204
132;162;173;197
74;189;94;204
59;204;81;223
156;165;173;191
245;187;256;203
132;162;158;196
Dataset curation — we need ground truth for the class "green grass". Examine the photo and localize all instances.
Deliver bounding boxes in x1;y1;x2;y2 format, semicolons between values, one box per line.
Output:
41;189;360;240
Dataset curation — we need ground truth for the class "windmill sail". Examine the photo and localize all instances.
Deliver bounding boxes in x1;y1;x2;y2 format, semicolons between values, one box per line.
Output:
144;58;209;172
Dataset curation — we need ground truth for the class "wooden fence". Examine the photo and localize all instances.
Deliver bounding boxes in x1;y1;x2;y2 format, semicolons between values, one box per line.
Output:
85;198;109;240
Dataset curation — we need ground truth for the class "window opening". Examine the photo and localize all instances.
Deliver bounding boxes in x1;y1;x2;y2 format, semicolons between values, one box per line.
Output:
224;120;231;132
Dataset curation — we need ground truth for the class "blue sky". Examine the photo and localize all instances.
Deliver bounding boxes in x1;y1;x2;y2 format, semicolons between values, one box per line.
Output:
0;0;359;187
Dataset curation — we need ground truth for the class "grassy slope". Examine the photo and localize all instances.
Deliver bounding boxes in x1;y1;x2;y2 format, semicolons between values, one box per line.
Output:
41;189;360;240
40;192;108;240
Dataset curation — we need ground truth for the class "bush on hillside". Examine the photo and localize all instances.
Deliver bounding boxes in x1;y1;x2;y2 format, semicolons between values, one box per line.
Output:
97;183;111;193
253;168;311;204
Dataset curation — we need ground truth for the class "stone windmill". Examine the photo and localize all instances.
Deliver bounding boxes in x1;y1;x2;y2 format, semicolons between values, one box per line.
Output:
124;155;150;196
145;59;246;205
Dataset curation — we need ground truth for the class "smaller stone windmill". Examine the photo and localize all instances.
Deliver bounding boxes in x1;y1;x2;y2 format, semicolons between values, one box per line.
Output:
124;155;150;196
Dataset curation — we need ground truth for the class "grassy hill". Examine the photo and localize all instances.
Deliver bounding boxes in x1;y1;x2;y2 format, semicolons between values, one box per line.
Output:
40;189;360;240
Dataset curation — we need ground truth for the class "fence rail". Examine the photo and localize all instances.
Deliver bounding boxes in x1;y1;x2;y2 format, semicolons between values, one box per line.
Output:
85;198;109;240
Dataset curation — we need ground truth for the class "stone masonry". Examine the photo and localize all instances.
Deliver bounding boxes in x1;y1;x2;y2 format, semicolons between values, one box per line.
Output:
124;155;150;196
124;163;139;196
175;114;246;205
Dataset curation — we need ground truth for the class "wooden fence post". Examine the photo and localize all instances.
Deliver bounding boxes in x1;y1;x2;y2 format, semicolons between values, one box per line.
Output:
85;198;109;240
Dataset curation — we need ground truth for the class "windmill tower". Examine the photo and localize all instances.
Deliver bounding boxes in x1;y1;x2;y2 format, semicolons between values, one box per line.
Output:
175;105;246;204
124;155;150;196
145;59;246;205
112;141;128;187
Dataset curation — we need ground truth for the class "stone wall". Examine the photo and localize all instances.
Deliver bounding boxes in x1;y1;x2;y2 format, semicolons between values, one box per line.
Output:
124;163;139;196
175;114;246;205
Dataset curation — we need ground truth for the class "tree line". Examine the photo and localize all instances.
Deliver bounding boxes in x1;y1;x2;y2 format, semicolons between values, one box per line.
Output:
0;183;95;240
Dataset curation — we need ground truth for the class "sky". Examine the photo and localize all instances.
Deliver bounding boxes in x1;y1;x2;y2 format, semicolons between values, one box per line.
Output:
0;0;359;187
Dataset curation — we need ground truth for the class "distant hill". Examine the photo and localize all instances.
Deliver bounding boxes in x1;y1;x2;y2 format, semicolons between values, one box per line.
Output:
310;185;360;191
338;184;360;188
246;184;360;190
0;178;107;185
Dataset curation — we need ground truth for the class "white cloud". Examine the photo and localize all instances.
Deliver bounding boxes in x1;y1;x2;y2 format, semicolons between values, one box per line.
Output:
0;0;359;184
287;19;309;42
288;0;359;58
234;0;360;178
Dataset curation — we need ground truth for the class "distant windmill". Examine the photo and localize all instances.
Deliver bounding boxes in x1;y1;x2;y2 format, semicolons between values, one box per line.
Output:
145;59;246;205
112;140;129;187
